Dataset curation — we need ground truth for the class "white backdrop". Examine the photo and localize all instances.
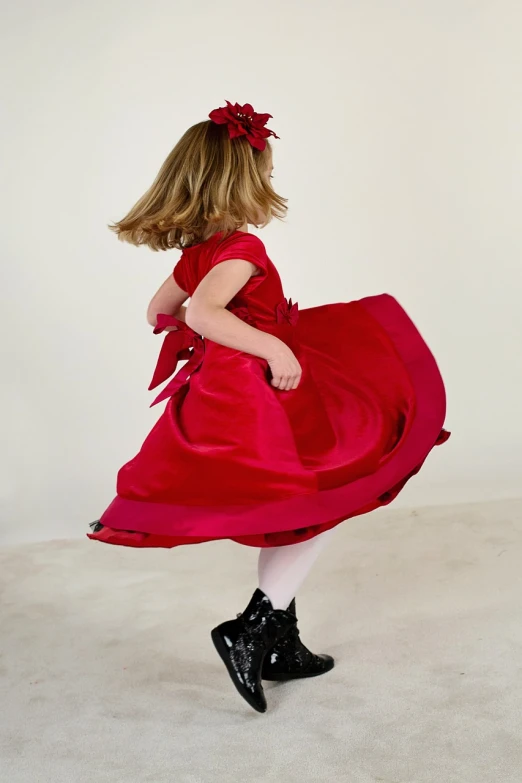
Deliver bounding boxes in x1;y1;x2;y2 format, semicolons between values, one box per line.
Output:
3;0;522;544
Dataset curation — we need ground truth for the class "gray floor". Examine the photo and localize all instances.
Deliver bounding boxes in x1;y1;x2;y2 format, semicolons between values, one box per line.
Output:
1;499;521;782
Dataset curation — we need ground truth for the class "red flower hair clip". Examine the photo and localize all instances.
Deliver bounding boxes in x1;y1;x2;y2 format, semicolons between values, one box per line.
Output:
209;100;280;151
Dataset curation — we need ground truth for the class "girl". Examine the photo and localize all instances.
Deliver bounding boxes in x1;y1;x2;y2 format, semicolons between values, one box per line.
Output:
89;100;450;714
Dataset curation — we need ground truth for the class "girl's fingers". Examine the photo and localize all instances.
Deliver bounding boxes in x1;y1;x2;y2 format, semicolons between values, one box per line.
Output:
271;370;302;390
290;372;301;390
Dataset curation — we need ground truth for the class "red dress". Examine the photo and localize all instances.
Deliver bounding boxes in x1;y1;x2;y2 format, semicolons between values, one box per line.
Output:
89;231;449;549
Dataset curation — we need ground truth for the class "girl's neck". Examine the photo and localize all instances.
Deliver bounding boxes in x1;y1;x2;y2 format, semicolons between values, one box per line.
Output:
207;222;249;241
199;222;249;245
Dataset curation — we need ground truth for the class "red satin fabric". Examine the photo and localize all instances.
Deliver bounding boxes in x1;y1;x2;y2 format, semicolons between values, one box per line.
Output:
89;231;449;549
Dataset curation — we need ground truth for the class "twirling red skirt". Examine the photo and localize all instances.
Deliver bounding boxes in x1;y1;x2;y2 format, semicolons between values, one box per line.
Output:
88;294;449;548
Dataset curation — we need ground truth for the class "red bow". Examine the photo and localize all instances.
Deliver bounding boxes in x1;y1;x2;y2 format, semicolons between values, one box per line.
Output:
148;314;204;407
209;101;280;151
276;298;299;326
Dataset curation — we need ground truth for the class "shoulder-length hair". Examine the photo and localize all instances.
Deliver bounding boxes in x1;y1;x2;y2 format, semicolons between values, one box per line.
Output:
109;121;287;250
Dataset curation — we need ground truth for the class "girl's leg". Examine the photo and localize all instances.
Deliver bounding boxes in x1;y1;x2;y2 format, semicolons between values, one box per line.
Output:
212;528;336;712
257;527;336;610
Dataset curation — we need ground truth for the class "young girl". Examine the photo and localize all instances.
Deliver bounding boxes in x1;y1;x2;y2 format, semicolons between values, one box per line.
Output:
89;100;450;714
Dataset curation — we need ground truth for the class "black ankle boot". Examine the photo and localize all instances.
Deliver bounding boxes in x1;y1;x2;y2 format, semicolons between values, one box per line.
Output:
211;589;297;713
261;598;335;681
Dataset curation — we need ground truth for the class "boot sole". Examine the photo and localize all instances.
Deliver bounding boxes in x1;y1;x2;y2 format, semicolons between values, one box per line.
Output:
262;659;335;681
211;628;267;714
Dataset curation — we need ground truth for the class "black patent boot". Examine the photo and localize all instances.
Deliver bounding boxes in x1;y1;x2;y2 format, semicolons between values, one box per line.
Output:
261;598;335;681
211;589;297;713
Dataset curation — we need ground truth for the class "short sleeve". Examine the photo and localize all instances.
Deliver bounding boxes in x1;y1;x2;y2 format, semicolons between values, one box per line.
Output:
210;232;269;293
173;254;188;292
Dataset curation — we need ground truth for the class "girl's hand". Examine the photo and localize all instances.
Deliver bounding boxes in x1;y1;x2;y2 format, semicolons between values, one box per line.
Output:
267;345;302;391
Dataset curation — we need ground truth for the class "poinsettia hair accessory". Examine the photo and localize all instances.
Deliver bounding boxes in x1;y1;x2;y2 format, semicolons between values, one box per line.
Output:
209;100;280;151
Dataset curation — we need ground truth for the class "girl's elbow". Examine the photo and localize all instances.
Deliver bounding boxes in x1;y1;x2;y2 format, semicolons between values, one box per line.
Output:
185;301;204;332
186;301;219;333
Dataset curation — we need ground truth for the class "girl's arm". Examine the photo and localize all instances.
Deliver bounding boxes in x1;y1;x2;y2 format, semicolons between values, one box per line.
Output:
147;275;188;327
186;259;302;391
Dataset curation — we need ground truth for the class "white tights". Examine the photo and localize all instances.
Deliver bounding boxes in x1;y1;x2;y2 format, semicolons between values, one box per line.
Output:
257;528;336;610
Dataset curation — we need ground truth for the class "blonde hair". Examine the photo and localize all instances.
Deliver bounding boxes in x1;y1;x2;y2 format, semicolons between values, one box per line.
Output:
109;121;287;250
